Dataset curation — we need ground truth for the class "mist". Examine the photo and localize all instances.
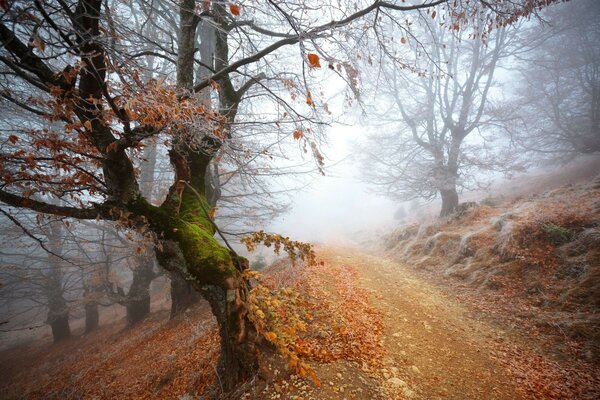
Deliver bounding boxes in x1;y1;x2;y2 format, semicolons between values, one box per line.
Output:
1;0;599;398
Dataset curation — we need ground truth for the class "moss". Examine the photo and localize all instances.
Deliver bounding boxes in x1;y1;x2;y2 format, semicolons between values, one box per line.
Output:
175;220;237;286
178;189;214;233
129;194;237;287
541;223;572;245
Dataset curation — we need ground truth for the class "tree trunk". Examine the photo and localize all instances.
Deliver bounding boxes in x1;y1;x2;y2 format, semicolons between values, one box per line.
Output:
155;238;262;392
440;187;459;217
47;293;70;342
84;301;99;333
198;280;262;391
125;260;154;326
46;218;70;342
169;271;200;319
49;311;71;343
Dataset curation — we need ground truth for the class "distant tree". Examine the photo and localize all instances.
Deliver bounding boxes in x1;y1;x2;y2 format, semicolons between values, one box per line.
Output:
361;10;519;216
514;0;600;158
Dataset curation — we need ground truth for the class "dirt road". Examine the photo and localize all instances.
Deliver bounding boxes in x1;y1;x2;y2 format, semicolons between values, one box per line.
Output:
288;246;524;400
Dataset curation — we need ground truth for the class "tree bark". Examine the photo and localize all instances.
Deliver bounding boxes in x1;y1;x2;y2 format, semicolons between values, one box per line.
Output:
47;283;70;342
440;187;459;217
200;281;262;391
125;259;155;326
155;238;261;392
49;309;71;343
169;271;200;319
84;301;99;333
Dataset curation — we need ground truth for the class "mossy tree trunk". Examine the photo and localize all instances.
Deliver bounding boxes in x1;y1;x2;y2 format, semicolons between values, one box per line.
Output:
144;148;262;390
145;1;262;389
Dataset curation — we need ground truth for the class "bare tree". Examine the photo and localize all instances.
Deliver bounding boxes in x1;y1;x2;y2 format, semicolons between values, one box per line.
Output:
361;10;519;216
514;0;600;159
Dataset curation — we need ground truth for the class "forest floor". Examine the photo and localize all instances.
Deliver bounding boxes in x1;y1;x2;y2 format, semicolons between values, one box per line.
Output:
252;246;599;400
1;246;599;399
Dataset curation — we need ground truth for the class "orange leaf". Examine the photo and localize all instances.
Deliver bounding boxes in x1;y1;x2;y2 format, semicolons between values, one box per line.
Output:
306;91;313;106
400;37;406;44
106;141;118;153
8;135;18;144
431;10;437;19
83;120;92;131
293;130;303;140
264;331;277;342
307;53;321;68
209;207;218;219
229;4;241;16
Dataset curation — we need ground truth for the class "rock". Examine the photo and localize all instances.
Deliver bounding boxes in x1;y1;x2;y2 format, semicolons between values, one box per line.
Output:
403;387;416;398
387;377;407;387
410;365;422;374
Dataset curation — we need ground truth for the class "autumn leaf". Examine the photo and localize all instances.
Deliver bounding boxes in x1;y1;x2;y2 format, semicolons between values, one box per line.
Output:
307;53;321;68
106;141;118;153
306;91;313;107
400;37;407;44
8;135;18;144
293;130;303;140
264;331;277;342
229;4;240;16
209;207;218;219
83;120;92;131
431;10;437;19
31;34;45;52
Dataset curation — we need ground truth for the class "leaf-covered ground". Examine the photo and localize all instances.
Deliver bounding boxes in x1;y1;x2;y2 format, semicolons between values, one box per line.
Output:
2;243;599;398
0;306;219;399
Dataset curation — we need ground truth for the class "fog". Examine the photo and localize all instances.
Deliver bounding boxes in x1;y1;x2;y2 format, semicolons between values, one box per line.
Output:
0;0;599;398
269;124;397;243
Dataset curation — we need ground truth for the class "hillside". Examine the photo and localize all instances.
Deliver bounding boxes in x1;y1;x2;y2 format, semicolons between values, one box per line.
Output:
1;176;599;399
382;175;600;364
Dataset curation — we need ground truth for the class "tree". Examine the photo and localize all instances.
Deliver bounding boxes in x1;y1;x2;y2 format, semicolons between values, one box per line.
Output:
360;9;519;216
514;0;600;159
0;0;560;390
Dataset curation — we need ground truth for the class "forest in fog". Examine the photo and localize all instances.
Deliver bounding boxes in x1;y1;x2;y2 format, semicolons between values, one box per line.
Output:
0;0;599;399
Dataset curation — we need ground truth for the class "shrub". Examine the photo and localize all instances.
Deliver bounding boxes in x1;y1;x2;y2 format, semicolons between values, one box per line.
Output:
541;223;572;245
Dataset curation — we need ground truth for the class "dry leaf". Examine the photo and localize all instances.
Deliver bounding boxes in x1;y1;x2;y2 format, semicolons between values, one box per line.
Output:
229;4;241;16
307;53;321;68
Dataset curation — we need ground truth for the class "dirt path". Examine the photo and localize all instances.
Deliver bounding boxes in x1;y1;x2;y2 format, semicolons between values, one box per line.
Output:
311;246;522;400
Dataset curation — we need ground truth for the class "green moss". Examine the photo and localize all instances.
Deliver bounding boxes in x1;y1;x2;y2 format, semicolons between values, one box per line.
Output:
129;193;237;287
178;189;214;233
175;220;237;286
